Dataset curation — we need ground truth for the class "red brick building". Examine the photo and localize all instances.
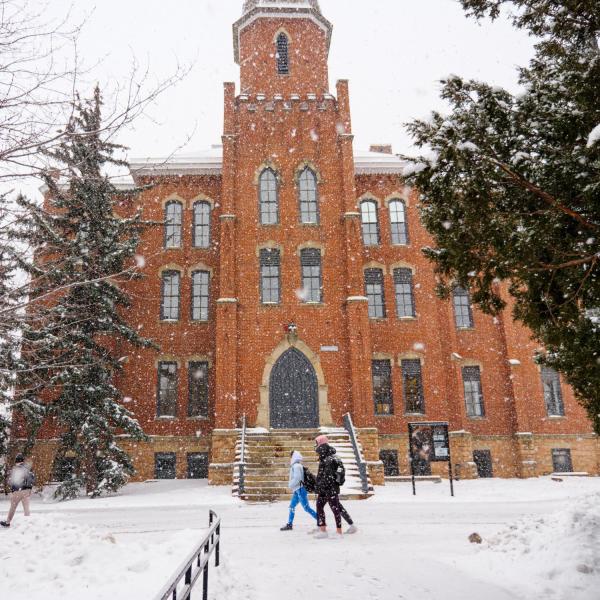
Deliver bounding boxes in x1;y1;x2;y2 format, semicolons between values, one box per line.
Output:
33;0;600;484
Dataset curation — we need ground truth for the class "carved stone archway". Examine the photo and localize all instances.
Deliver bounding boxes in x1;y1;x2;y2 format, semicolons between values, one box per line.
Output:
257;336;333;428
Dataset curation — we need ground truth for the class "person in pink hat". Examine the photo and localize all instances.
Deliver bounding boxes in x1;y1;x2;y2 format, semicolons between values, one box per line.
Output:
313;435;357;538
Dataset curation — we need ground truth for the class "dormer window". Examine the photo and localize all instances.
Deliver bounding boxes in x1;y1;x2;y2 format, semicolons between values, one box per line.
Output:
276;32;289;75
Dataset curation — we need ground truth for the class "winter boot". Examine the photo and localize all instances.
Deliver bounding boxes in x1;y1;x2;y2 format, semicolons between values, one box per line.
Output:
0;521;10;528
280;523;293;531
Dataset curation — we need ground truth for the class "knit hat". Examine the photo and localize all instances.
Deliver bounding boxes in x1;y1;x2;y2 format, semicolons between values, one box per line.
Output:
15;454;25;464
315;435;329;448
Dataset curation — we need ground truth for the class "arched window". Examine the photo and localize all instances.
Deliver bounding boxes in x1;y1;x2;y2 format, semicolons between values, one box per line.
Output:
164;201;183;248
389;199;409;245
360;200;380;246
259;168;279;225
298;167;319;224
276;32;289;75
191;270;210;322
192;201;211;248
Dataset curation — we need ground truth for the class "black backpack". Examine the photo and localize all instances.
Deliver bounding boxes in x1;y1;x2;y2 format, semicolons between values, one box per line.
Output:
303;466;316;493
332;456;346;486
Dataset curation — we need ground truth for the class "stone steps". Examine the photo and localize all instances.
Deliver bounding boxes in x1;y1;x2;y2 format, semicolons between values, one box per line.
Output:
233;428;373;502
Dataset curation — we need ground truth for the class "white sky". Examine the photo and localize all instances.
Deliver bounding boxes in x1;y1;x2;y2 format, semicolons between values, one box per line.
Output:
37;0;536;158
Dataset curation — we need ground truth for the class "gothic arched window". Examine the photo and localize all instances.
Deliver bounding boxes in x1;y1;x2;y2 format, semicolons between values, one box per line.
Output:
276;32;290;75
298;167;319;224
259;168;279;225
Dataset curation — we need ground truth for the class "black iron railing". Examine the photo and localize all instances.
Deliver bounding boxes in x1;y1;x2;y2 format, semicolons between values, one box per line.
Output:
154;510;221;600
343;412;370;494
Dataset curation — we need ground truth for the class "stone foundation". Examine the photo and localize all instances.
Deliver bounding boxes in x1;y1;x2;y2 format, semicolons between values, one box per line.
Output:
18;430;600;488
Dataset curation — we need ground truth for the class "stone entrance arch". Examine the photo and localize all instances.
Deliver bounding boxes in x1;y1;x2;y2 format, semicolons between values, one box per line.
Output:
257;336;333;429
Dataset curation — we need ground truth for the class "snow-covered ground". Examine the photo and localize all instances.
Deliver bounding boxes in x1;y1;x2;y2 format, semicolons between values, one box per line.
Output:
1;477;599;600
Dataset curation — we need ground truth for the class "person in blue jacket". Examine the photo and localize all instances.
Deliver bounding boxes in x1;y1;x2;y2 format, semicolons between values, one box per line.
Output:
280;450;318;531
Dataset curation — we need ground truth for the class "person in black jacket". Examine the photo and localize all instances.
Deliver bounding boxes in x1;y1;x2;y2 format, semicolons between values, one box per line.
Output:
1;454;35;528
313;435;356;538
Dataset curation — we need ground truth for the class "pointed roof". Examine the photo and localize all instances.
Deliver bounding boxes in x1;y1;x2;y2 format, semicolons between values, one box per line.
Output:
234;0;332;64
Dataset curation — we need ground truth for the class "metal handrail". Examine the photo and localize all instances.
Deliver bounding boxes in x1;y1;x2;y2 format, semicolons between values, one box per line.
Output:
343;412;370;494
238;413;247;496
154;511;221;600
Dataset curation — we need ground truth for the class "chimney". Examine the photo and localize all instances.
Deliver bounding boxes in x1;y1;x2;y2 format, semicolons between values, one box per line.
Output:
369;144;393;155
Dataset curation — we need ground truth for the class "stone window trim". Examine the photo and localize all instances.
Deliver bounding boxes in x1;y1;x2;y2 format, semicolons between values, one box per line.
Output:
253;160;282;186
158;264;184;276
372;352;394;361
272;26;292;44
160;194;186;209
362;261;387;274
255;241;283;257
296;241;325;257
186;263;214;277
186;194;215;210
154;355;182;368
383;191;411;208
294;160;323;184
357;193;382;208
397;352;424;366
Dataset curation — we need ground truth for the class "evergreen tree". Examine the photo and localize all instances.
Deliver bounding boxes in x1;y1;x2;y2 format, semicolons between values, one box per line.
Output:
402;1;600;430
15;87;156;498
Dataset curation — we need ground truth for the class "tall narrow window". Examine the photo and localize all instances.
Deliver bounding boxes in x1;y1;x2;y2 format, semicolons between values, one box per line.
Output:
164;201;183;248
365;268;386;319
542;366;564;416
161;270;180;321
360;200;380;246
462;366;485;417
453;286;474;328
298;167;319;224
373;359;393;415
260;248;281;304
394;268;416;318
191;271;210;321
157;362;178;417
389;199;409;245
188;361;209;418
192;201;211;248
276;32;289;75
402;359;424;414
259;169;279;225
300;248;322;303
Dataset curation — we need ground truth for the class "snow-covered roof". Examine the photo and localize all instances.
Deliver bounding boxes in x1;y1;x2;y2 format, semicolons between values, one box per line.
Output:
242;0;322;13
233;0;332;65
129;145;407;177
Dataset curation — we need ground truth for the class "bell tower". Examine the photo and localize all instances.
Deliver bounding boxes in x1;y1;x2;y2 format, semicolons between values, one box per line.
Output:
233;0;333;95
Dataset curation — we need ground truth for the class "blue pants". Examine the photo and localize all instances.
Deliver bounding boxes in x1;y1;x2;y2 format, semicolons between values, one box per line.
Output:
288;487;318;524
